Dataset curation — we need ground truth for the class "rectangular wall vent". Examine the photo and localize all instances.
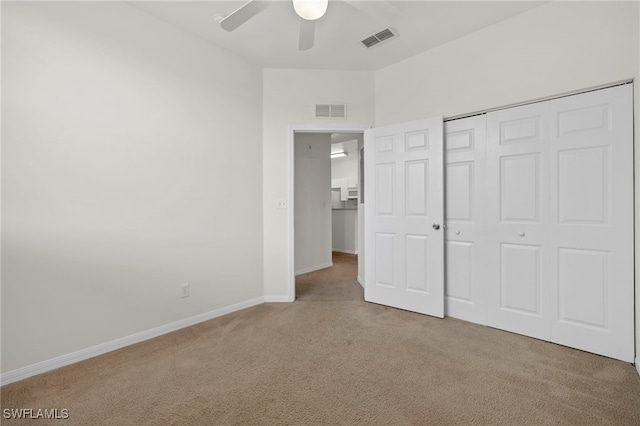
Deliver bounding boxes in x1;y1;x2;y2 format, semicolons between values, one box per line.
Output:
360;27;398;48
315;103;347;119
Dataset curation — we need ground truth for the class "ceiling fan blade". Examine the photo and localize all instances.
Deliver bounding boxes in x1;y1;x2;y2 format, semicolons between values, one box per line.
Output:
298;18;315;51
218;1;270;32
342;0;402;22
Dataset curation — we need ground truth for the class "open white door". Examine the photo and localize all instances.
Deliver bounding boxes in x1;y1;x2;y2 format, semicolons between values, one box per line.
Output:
364;117;444;317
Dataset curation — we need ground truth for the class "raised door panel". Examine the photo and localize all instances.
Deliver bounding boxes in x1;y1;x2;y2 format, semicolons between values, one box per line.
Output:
500;154;540;222
445;241;472;301
557;147;609;225
500;116;542;145
405;130;429;152
406;235;429;294
406;160;429;217
445;162;473;222
557;104;611;137
375;164;395;215
500;244;541;316
375;233;395;288
445;129;475;152
557;248;609;329
500;154;541;223
375;136;394;153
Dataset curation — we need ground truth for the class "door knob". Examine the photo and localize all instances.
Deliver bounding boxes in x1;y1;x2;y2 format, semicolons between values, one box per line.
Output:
433;223;440;230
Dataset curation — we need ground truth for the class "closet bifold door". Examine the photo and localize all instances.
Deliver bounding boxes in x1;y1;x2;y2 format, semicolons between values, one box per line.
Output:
485;101;551;342
547;85;633;362
444;115;489;325
485;84;634;362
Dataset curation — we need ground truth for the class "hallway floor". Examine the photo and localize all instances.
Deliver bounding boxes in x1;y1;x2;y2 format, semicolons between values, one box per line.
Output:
295;252;362;301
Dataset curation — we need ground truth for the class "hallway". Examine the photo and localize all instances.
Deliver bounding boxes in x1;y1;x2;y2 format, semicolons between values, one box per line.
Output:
295;252;362;301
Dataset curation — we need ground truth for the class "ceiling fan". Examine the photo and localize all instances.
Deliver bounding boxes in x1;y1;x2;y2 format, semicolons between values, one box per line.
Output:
214;0;401;51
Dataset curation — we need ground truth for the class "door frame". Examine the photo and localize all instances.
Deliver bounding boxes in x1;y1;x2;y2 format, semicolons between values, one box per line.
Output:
286;125;369;302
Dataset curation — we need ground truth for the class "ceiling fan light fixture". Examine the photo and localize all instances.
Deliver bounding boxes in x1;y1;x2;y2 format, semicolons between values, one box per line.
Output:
293;0;328;20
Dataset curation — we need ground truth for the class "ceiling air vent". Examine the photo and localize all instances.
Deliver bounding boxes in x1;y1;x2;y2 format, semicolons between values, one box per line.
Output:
315;103;347;119
360;27;398;48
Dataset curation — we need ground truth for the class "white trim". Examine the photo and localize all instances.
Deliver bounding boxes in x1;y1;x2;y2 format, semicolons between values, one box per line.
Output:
332;248;357;255
357;276;365;288
636;358;640;377
264;295;294;303
0;296;265;386
295;262;333;276
288;125;369;302
445;79;633;122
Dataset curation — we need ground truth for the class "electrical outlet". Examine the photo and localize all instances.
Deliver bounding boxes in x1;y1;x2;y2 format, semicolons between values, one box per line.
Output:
180;283;189;298
276;200;287;209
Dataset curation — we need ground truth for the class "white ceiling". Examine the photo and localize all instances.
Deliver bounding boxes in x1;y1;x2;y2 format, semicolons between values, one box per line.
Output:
130;1;545;71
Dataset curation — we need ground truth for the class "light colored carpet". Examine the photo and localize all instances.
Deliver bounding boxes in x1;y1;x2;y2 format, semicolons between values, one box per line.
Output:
2;252;640;425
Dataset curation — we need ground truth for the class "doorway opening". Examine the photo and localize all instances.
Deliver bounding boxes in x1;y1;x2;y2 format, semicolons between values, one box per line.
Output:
295;252;362;301
290;128;366;301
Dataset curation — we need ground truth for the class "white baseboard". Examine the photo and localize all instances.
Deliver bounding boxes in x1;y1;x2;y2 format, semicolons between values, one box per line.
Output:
636;358;640;377
357;276;364;288
0;296;265;386
264;295;294;303
295;262;333;276
332;248;357;254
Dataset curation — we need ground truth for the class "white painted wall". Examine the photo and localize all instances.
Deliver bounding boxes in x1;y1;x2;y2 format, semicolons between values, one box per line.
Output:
331;135;361;183
332;210;357;254
263;69;374;299
331;141;359;256
1;2;263;373
331;157;358;182
376;1;638;125
374;1;639;360
294;133;332;274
